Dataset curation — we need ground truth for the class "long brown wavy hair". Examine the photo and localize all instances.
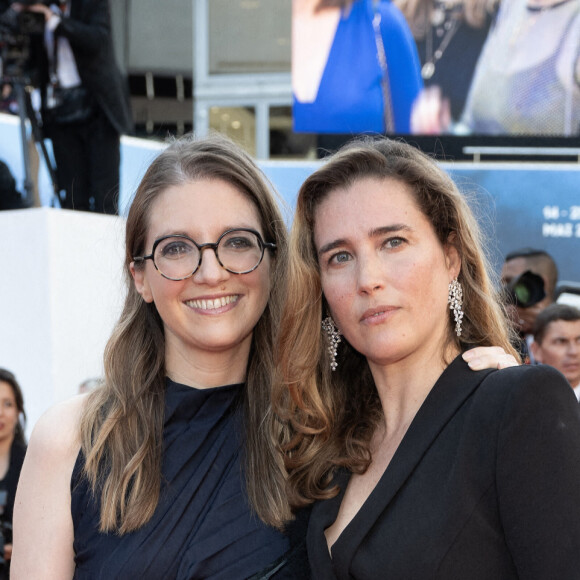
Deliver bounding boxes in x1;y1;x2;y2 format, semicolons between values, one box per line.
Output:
79;133;290;533
272;136;518;512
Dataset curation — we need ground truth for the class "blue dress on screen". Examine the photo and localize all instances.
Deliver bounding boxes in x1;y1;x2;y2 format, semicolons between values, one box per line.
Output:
70;379;307;579
293;0;422;134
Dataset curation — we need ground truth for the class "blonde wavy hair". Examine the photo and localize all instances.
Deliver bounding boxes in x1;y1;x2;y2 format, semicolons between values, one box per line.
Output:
80;133;290;533
272;136;518;513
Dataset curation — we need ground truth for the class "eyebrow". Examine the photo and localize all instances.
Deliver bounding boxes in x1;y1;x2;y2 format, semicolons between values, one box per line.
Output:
318;224;411;257
154;225;261;241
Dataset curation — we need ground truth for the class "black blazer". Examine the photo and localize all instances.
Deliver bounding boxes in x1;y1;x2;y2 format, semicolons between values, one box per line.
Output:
308;357;580;579
54;0;134;135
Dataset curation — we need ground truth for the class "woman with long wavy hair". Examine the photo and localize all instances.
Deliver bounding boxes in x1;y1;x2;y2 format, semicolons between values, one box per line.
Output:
274;136;580;578
11;133;306;579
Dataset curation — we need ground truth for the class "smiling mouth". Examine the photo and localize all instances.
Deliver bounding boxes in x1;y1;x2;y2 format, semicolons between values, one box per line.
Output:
186;295;240;311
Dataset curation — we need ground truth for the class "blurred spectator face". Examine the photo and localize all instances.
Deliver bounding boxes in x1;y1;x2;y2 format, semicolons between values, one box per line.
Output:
0;381;19;443
531;319;580;388
78;378;101;394
501;257;552;335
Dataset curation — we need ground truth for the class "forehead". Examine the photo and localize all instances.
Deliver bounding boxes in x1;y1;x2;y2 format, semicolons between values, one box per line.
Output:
501;257;529;281
502;257;549;286
0;381;15;399
147;178;261;238
544;319;580;339
314;177;422;232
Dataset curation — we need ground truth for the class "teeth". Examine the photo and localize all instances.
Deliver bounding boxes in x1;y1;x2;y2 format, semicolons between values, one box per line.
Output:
187;295;239;310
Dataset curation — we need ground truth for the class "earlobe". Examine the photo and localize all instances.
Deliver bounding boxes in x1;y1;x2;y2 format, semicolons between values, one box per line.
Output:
130;262;154;303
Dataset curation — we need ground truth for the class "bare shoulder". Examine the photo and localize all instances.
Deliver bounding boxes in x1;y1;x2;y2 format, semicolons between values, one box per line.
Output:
11;394;89;579
28;394;88;458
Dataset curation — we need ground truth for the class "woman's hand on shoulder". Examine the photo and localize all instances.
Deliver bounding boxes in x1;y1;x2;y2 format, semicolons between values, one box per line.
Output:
462;346;519;371
10;394;88;580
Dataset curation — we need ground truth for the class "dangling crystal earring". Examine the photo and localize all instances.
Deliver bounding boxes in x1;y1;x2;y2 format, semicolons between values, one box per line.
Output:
321;316;342;371
448;277;464;337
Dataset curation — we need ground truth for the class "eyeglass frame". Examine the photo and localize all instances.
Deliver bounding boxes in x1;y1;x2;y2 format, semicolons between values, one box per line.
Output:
132;227;277;280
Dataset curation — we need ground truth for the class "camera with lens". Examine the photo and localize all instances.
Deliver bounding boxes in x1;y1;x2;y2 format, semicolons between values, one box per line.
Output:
504;270;546;309
0;3;46;86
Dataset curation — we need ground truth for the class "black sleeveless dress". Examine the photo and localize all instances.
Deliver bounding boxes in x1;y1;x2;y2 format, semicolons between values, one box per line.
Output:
71;379;306;579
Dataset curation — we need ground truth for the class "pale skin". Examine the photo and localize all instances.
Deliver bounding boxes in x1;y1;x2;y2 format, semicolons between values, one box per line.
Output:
10;395;83;578
11;178;272;579
292;0;343;103
314;177;515;550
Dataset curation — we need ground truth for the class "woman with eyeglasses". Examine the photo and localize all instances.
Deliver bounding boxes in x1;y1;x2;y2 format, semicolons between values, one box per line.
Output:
11;133;308;579
11;133;514;579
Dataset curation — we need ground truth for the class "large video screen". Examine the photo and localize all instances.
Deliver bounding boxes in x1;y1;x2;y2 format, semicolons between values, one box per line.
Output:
292;0;580;141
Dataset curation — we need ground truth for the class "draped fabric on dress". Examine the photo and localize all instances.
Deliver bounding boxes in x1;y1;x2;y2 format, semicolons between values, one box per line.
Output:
71;379;290;579
292;0;422;134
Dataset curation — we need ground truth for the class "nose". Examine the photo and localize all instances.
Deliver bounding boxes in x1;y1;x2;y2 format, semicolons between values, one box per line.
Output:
193;246;229;284
356;252;384;295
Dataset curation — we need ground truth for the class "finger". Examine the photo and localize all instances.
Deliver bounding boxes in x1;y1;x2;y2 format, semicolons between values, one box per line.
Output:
497;354;519;369
463;346;503;361
462;346;503;370
463;348;519;370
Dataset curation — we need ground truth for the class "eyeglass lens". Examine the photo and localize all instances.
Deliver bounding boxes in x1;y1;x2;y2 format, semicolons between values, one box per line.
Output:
154;230;264;279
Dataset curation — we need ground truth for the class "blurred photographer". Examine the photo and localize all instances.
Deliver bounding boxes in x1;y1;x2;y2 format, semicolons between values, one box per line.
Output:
0;369;26;578
531;303;580;401
501;247;558;363
0;0;133;214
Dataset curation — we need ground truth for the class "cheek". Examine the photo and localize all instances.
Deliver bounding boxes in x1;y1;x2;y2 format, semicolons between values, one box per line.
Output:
250;266;272;316
321;273;353;318
5;409;18;426
257;275;271;314
149;276;182;301
408;257;448;302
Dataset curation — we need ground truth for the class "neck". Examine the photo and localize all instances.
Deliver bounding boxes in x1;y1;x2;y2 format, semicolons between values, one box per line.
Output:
369;342;459;438
0;434;14;458
165;339;251;389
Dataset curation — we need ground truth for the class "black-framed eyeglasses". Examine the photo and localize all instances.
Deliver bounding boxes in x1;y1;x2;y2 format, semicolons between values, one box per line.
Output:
133;228;276;281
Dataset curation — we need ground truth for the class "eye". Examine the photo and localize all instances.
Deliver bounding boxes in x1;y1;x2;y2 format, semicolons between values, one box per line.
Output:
382;237;406;250
328;250;353;266
221;232;259;251
159;238;196;260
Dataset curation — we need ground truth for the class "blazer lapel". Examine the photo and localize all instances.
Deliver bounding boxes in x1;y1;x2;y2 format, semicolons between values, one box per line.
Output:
331;355;495;578
307;469;350;579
